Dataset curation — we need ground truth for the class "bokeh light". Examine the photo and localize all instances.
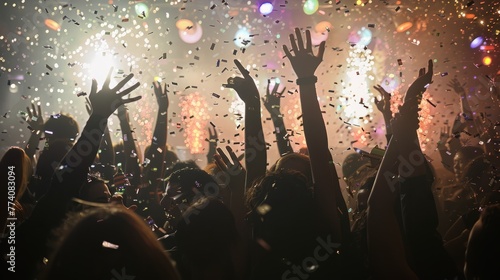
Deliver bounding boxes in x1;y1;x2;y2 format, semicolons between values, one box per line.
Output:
180;92;209;154
44;19;60;31
396;22;413;33
234;27;252;48
259;2;274;16
470;36;484;48
178;22;203;44
483;56;492;66
134;3;149;19
303;0;319;15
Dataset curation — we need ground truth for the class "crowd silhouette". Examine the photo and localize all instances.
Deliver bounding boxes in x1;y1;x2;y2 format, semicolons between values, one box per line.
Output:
1;27;499;280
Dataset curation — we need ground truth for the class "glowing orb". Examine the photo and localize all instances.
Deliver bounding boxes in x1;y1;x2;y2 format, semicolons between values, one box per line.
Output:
176;19;194;30
315;21;333;33
179;22;203;44
465;14;475;19
349;27;372;46
44;19;60;31
470;36;484;48
259;2;273;15
396;22;413;32
303;0;319;15
483;56;492;66
234;27;252;48
134;3;149;19
310;31;328;46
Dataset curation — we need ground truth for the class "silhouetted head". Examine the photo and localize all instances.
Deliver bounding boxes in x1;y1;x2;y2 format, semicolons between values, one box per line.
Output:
42;207;180;280
35;139;72;181
465;204;500;279
270;153;312;184
164;160;200;179
342;153;376;198
79;175;111;204
43;113;79;144
163;168;218;203
246;169;318;255
176;197;238;265
0;146;31;201
454;146;484;181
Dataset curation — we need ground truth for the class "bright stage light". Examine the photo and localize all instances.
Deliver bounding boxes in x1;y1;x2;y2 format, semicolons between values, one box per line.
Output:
234;27;252;48
340;47;375;125
135;3;149;19
259;2;274;16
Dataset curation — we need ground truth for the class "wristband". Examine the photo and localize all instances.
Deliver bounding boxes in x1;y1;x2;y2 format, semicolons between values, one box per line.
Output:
296;76;317;86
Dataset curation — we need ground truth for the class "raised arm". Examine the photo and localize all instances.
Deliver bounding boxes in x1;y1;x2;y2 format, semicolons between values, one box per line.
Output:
448;78;473;120
262;80;293;156
395;60;434;179
24;103;44;161
143;81;169;187
50;70;141;196
206;126;218;164
373;84;393;143
367;135;418;279
283;28;348;241
85;98;115;182
224;59;267;188
117;104;141;186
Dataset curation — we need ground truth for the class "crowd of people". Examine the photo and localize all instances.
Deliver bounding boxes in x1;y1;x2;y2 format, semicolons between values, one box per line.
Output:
1;27;499;280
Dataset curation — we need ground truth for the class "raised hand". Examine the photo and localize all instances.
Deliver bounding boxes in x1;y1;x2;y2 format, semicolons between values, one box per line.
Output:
262;80;285;115
84;97;93;116
214;146;246;192
447;78;466;95
373;84;392;117
88;68;141;118
401;60;433;116
153;81;169;109
223;59;260;106
283;28;326;79
26;103;44;131
438;125;450;149
207;126;218;163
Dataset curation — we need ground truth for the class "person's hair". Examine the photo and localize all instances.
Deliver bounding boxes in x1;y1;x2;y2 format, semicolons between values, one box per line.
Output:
246;169;319;255
456;146;484;165
1;147;31;201
43;113;79;142
164;160;200;178
269;153;312;183
465;204;500;279
462;156;492;192
1;147;31;232
35;139;72;181
42;207;180;280
175;197;238;279
166;168;218;203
